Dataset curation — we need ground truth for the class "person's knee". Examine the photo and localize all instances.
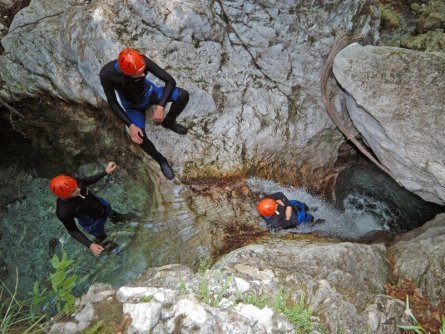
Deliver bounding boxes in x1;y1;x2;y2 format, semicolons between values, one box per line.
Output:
177;88;189;103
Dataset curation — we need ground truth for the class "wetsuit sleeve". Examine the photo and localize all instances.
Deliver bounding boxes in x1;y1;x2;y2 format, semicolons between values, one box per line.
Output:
266;209;297;229
143;55;176;108
267;192;290;206
59;217;92;248
79;171;108;187
268;214;282;229
100;67;133;127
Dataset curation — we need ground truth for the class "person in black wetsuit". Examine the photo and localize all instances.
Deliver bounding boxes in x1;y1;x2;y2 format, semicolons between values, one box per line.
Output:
50;162;119;257
100;48;189;180
257;192;317;230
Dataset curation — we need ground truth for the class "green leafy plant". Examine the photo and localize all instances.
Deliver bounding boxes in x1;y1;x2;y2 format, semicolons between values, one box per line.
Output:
29;281;47;312
81;320;104;334
272;290;313;333
240;290;314;333
399;295;445;334
1;269;47;333
197;259;210;274
196;275;211;305
50;249;77;314
241;292;271;309
139;295;153;303
195;272;233;307
178;276;188;293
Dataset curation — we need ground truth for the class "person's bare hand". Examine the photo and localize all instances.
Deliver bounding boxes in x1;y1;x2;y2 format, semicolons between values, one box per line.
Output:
276;200;285;207
152;105;165;123
105;162;117;174
129;124;144;144
89;243;104;257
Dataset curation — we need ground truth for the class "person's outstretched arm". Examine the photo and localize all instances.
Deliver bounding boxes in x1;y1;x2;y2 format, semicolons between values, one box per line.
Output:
80;162;117;187
58;215;104;256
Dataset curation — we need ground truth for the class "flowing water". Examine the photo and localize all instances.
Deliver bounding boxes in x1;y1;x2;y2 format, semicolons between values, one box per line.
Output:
1;161;443;302
246;178;385;239
246;162;444;238
335;162;444;233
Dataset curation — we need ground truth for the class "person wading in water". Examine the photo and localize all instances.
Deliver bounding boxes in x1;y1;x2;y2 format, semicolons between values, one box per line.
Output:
50;162;124;256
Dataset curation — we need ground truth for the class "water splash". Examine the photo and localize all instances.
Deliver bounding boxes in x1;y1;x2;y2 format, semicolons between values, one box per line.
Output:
246;178;391;239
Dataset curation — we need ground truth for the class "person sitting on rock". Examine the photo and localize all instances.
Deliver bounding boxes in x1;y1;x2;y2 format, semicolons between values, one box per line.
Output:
100;48;189;180
49;162;124;256
257;192;323;230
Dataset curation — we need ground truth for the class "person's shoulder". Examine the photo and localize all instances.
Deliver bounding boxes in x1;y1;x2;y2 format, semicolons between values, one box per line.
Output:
142;54;152;63
142;55;158;69
99;60;118;77
56;199;75;218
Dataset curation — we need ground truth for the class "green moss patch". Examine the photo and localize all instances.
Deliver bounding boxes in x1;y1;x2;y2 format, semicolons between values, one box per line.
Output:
401;30;445;51
380;4;402;29
416;1;445;33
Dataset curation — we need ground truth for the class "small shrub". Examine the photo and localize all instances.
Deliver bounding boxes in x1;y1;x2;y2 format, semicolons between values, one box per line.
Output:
239;289;314;333
196;276;211;305
50;249;78;314
178;277;188;293
273;290;313;333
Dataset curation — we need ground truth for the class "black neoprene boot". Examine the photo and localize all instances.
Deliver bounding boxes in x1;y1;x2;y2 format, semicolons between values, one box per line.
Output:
159;159;174;180
110;210;126;224
162;120;187;135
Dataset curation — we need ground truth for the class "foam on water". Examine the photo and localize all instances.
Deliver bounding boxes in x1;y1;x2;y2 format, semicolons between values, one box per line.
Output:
246;178;390;239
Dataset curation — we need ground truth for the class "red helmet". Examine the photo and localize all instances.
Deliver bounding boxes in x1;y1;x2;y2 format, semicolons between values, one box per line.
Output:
49;175;77;199
118;48;145;76
257;198;277;216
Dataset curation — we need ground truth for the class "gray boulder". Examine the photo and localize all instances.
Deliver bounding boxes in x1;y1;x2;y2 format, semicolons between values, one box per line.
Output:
333;44;445;205
214;240;404;333
389;213;445;306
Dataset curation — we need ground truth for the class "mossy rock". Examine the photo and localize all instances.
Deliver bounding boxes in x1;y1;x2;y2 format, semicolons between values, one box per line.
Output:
416;1;445;33
401;30;445;51
380;3;402;29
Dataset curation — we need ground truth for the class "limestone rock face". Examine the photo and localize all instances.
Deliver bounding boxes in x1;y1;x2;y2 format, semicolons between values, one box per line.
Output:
49;241;408;334
389;213;445;306
333;44;445;205
0;0;380;184
214;240;403;333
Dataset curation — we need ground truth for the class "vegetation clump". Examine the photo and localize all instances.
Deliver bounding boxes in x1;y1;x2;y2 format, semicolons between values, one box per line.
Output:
240;290;314;333
380;3;402;29
401;30;445;51
416;0;445;33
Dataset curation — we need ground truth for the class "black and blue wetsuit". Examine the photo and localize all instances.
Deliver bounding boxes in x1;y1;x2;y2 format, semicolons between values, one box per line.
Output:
261;192;297;229
100;56;189;165
56;172;112;248
261;192;314;229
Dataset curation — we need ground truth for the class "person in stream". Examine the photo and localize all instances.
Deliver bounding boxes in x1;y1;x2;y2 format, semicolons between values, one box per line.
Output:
257;192;324;230
50;162;125;257
100;48;189;180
